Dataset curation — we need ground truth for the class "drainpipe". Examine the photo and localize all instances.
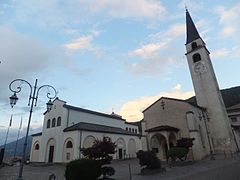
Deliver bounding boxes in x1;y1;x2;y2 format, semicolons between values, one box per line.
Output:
231;128;240;152
202;110;215;160
79;130;82;159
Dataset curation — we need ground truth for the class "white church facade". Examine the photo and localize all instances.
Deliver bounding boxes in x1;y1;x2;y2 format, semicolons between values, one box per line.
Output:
30;10;240;163
30;98;143;163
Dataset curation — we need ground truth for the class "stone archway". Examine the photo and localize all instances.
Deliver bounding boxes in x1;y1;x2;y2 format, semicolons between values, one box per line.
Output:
151;134;168;160
128;138;136;158
83;136;96;148
31;141;40;162
63;138;74;163
169;133;177;148
46;138;56;163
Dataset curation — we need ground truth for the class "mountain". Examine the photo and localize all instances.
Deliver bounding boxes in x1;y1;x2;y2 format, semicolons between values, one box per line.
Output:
187;86;240;108
0;136;32;158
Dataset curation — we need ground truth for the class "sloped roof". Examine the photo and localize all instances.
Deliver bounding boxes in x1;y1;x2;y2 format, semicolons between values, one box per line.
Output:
187;86;240;108
63;122;141;136
63;104;125;121
143;96;204;113
186;10;200;44
31;132;42;137
145;125;179;132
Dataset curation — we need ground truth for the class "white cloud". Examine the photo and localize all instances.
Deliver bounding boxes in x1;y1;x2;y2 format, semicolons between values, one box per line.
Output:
64;35;93;51
172;83;181;91
90;0;167;20
215;3;240;38
129;42;168;59
119;84;194;121
178;0;204;11
63;31;103;57
220;26;236;38
125;57;174;76
12;0;167;31
126;22;185;77
164;23;185;38
0;27;55;102
211;48;230;59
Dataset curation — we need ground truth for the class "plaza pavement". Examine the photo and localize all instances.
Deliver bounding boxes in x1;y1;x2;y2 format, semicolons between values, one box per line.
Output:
1;154;240;180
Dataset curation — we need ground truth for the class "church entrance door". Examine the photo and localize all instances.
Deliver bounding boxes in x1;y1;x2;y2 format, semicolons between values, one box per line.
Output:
48;146;54;163
118;148;123;159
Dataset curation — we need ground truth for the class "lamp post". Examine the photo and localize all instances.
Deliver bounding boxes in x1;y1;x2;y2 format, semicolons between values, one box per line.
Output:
9;79;57;180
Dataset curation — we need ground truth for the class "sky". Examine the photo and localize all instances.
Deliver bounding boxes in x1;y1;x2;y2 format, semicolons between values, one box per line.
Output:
0;0;240;145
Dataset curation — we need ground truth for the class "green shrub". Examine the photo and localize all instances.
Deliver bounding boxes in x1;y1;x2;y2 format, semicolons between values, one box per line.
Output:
65;159;101;180
102;166;115;178
136;150;161;169
176;138;195;149
167;147;189;162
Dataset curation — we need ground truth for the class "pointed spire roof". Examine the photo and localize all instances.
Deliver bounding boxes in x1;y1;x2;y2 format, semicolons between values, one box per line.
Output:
186;9;200;44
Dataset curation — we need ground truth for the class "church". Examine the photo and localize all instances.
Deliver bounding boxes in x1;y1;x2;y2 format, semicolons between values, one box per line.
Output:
30;10;240;163
30;98;143;163
141;10;240;161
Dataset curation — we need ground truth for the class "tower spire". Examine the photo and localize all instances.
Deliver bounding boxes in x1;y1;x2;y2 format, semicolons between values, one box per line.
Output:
186;10;200;44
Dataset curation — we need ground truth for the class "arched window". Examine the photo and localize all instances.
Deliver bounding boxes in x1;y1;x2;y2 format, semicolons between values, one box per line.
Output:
47;119;51;128
191;42;198;50
192;53;201;63
35;143;39;150
135;129;137;133
52;118;56;127
126;127;128;131
57;116;61;126
66;141;73;148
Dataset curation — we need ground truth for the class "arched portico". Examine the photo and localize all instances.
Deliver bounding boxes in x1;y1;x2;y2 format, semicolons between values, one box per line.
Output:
63;138;74;162
128;138;136;158
169;133;177;148
83;135;96;148
146;125;179;160
31;141;40;162
150;133;168;160
116;138;126;159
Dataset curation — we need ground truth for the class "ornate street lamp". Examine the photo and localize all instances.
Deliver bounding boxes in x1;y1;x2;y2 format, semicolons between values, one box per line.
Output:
9;79;57;180
9;92;18;108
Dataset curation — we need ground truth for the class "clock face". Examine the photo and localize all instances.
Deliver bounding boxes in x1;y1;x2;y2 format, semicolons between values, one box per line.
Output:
193;62;206;74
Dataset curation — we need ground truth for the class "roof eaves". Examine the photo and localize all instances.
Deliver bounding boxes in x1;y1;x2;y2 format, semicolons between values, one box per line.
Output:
63;104;125;121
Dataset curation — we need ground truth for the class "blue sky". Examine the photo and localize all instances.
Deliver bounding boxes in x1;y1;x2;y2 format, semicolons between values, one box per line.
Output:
0;0;240;144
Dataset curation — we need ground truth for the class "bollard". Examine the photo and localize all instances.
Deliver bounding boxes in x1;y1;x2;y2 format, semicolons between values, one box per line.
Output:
48;173;56;180
128;164;132;180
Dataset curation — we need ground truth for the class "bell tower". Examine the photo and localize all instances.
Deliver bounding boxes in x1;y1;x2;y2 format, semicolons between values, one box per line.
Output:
185;9;235;153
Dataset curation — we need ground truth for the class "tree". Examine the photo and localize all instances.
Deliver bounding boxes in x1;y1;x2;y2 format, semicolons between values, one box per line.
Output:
167;138;195;162
176;138;195;149
81;137;117;179
81;136;116;165
136;150;161;170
